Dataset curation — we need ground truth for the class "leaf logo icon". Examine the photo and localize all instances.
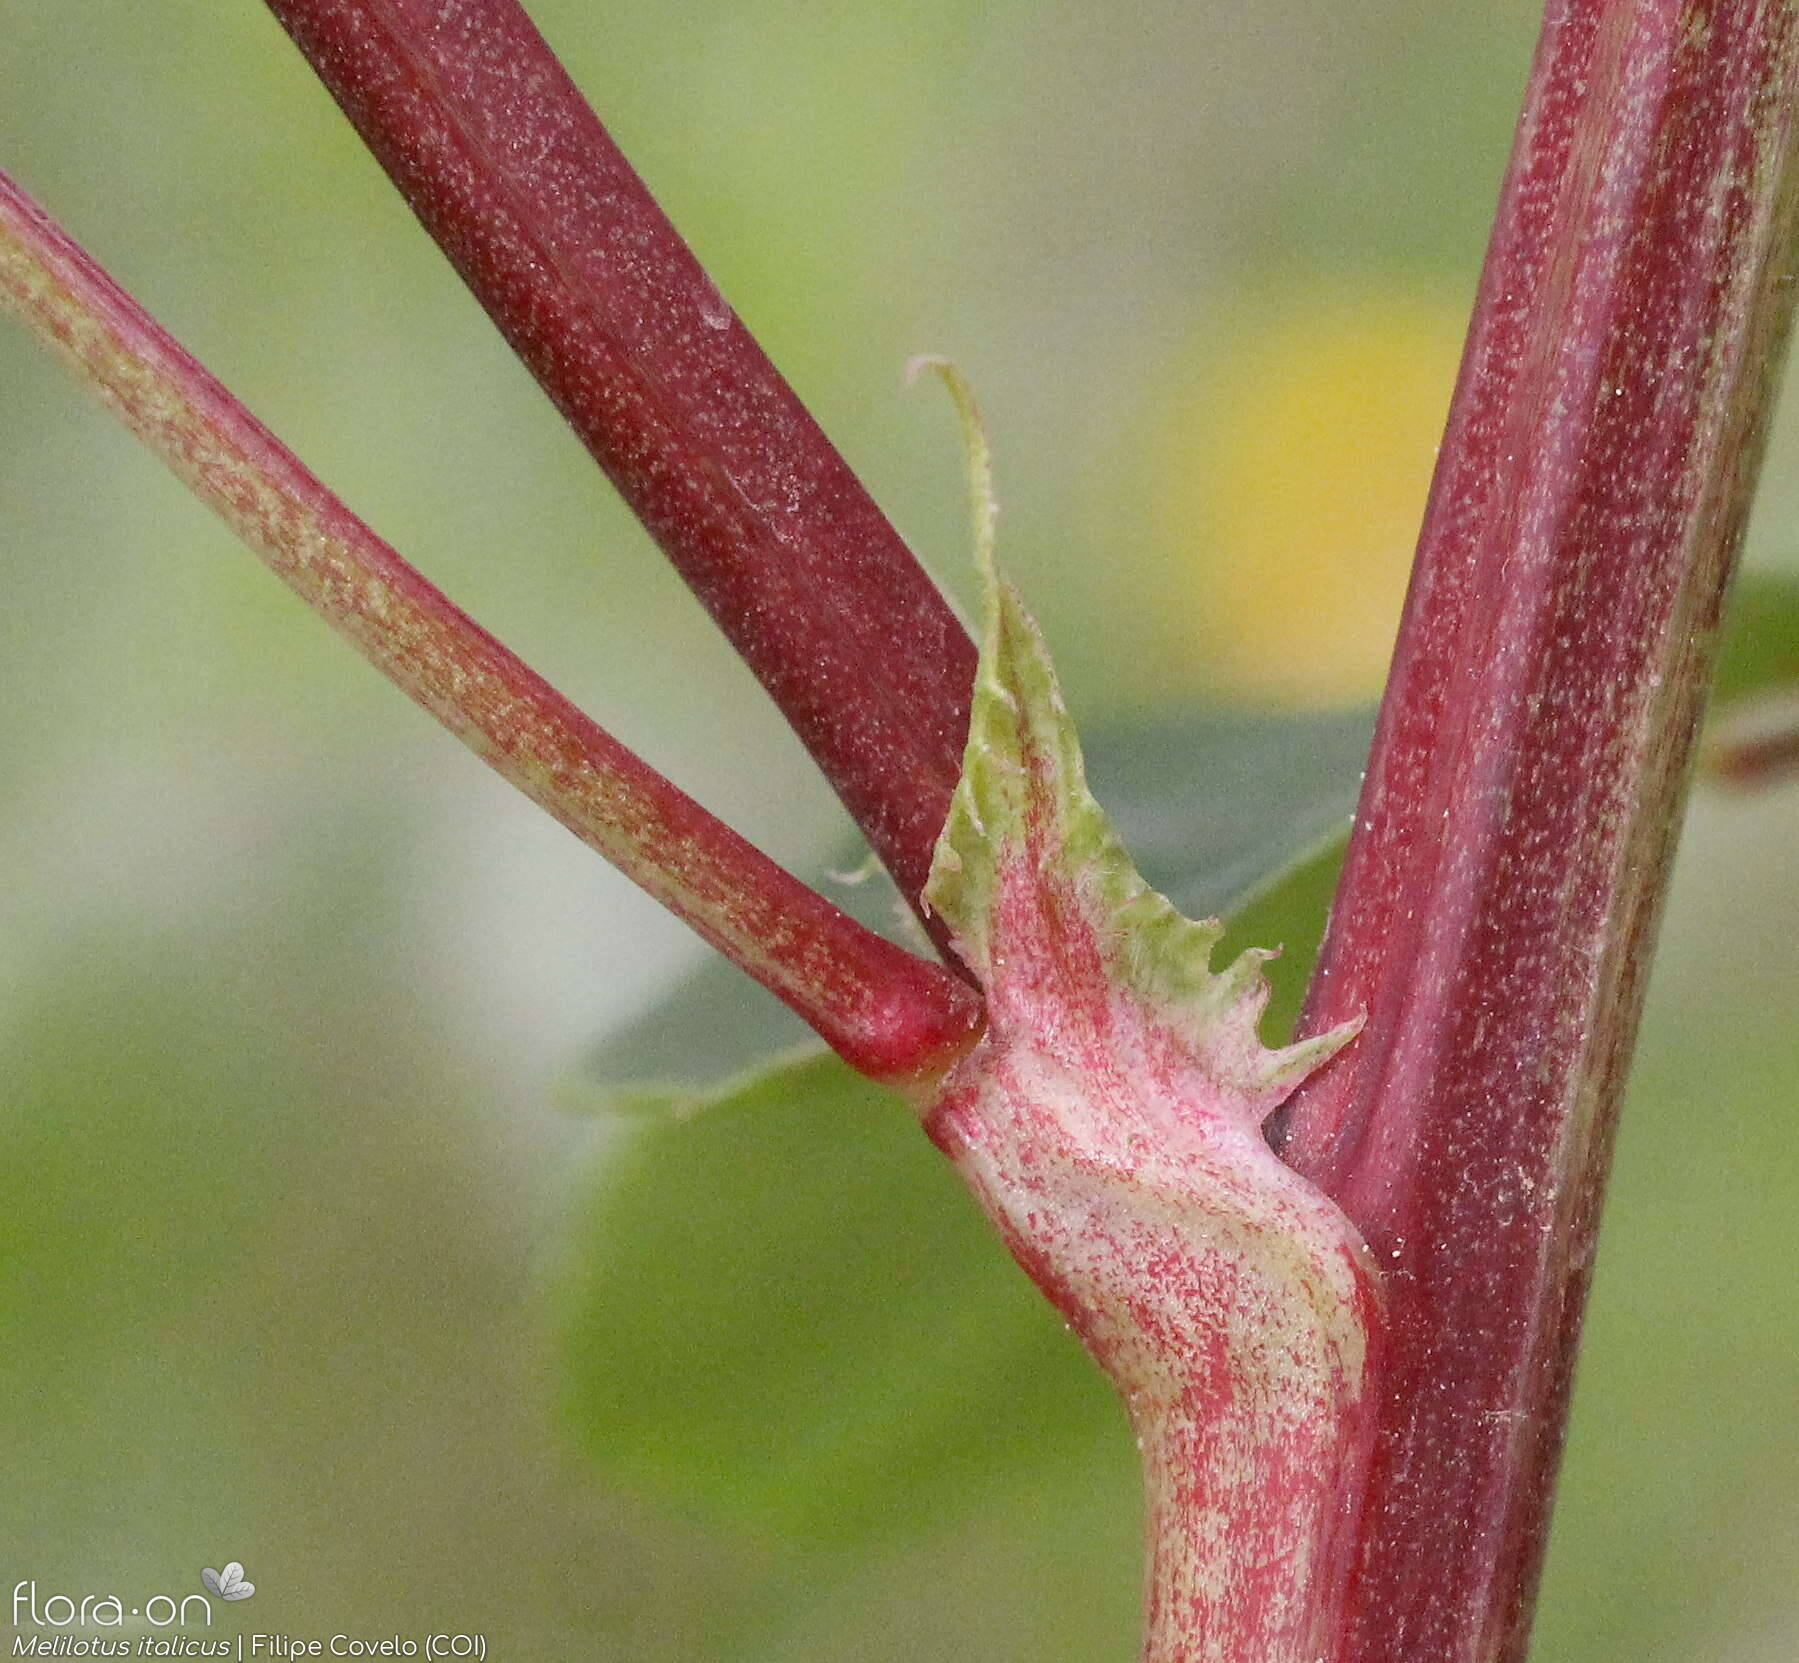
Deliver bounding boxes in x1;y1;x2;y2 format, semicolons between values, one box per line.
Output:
202;1563;256;1601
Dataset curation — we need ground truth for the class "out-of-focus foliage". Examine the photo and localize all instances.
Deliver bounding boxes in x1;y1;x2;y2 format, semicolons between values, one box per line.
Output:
3;1;1798;1659
563;1049;1127;1552
1713;571;1799;707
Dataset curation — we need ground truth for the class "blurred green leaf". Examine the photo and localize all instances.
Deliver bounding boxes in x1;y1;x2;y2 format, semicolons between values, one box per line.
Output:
568;706;1373;1105
1218;836;1349;1046
558;1049;1124;1550
1712;570;1799;707
1080;705;1368;918
557;707;1368;1549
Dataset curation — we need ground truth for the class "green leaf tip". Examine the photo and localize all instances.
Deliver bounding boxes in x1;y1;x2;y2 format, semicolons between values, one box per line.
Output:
916;361;1357;1111
907;355;997;575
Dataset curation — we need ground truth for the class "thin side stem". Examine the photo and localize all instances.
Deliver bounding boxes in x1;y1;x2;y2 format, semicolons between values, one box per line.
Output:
0;168;981;1089
1276;4;1799;1658
260;0;979;951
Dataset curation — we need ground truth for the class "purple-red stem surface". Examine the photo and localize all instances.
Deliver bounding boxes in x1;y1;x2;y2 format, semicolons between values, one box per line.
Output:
1279;4;1799;1659
261;0;978;954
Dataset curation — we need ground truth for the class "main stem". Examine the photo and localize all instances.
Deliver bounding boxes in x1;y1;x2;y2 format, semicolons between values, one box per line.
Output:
1279;4;1799;1658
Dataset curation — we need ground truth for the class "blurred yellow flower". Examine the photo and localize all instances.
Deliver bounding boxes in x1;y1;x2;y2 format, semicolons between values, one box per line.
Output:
1151;286;1469;706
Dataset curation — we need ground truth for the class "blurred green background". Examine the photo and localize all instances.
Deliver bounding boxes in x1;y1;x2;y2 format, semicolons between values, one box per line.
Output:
3;1;1798;1657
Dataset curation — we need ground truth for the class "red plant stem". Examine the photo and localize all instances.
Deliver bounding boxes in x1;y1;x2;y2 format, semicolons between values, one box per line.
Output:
260;0;978;951
0;168;980;1089
1277;4;1799;1659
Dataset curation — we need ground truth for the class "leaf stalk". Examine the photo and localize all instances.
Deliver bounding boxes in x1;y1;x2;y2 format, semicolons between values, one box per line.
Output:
0;168;981;1088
